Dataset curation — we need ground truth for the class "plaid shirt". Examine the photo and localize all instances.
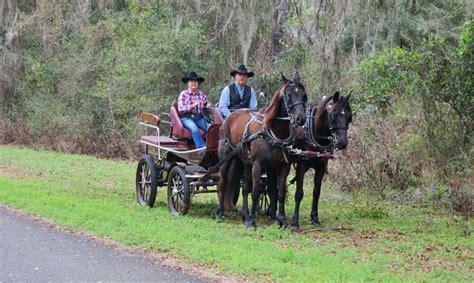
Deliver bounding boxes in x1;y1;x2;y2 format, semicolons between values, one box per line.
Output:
177;90;208;115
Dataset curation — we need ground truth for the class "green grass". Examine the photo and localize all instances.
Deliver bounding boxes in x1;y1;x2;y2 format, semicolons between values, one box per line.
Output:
0;145;472;281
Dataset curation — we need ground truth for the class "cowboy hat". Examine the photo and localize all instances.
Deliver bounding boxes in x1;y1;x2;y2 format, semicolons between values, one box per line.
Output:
230;64;254;77
181;71;205;83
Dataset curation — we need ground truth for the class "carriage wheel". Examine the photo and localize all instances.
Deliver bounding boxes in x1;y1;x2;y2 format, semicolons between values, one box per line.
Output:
257;190;270;216
135;155;158;207
167;166;191;215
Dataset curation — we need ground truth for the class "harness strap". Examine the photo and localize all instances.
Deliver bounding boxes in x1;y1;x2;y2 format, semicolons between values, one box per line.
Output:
305;105;337;152
197;144;241;183
273;116;291;121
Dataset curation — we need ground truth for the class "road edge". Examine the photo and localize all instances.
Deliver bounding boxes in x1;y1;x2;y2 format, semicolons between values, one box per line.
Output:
0;204;245;283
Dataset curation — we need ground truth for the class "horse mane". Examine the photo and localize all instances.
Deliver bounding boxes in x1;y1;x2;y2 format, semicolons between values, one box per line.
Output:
262;83;289;129
315;95;333;118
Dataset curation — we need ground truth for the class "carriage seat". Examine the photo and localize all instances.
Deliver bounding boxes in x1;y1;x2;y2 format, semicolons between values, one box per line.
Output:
170;102;205;140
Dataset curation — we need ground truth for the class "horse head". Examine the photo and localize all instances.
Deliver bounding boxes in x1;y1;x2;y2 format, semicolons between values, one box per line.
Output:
263;72;308;130
325;90;353;150
313;90;353;151
282;72;308;127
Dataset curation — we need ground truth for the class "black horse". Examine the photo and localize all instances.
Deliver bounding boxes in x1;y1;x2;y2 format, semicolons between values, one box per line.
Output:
290;90;353;229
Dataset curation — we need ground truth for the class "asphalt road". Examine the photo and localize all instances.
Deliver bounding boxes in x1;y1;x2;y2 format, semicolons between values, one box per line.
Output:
0;207;204;282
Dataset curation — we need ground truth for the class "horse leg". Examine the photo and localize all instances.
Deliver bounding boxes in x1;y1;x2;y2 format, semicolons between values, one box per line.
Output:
266;170;278;223
276;164;291;228
291;162;307;229
247;162;263;229
241;164;252;224
310;161;326;226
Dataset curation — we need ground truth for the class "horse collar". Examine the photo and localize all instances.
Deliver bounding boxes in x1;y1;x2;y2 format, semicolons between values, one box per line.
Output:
306;105;337;153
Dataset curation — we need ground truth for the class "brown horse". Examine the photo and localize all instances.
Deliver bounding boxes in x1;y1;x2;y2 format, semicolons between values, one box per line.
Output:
217;73;308;229
290;90;353;229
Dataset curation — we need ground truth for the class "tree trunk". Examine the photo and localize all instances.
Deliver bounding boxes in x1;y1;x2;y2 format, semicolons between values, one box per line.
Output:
271;0;289;56
1;0;21;120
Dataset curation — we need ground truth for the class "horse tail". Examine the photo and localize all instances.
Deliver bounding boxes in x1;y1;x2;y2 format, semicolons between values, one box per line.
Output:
222;157;243;210
218;118;241;210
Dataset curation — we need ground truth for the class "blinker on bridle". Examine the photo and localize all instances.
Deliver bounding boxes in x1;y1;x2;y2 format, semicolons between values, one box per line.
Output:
327;100;350;131
265;82;308;146
282;83;308;126
306;96;351;153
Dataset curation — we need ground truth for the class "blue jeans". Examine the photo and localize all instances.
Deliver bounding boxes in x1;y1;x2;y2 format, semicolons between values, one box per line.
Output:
180;116;209;148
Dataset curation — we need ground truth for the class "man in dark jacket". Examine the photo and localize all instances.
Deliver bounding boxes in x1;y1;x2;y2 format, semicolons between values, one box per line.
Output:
218;64;257;118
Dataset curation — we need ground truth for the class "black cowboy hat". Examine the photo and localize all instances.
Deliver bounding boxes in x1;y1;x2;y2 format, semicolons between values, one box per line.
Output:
181;71;205;83
230;64;254;77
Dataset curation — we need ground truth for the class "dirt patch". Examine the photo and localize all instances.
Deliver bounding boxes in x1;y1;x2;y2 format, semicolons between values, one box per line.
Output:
390;244;473;273
301;225;472;275
345;230;407;249
298;225;406;248
0;204;246;282
0;163;26;179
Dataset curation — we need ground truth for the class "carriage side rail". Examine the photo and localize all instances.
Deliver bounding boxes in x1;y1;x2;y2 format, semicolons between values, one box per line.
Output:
139;112;171;159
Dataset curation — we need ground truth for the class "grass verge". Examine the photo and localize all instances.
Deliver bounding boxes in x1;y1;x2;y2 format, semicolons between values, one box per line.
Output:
0;145;472;281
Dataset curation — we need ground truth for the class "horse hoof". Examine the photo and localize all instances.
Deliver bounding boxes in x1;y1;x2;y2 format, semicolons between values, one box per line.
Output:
311;220;321;227
245;221;256;230
277;220;289;229
214;210;224;222
290;224;300;231
245;224;256;230
277;216;288;229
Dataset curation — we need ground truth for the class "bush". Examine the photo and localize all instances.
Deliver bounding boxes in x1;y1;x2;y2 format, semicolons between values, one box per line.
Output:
329;21;472;215
6;3;216;157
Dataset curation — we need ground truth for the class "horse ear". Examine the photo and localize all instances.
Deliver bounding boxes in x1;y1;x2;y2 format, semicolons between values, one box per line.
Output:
347;89;353;100
292;71;301;84
333;91;340;102
281;72;290;84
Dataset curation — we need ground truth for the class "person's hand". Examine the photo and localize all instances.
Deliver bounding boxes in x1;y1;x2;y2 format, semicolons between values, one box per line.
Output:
192;101;200;107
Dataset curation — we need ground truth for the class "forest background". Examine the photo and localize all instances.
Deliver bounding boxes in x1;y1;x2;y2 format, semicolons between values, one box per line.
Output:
1;0;472;214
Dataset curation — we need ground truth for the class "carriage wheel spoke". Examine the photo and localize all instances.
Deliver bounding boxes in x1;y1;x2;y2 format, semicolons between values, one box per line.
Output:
173;194;179;208
144;185;148;201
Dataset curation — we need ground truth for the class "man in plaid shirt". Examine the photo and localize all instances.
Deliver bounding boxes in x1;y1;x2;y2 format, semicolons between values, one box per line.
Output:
178;71;210;148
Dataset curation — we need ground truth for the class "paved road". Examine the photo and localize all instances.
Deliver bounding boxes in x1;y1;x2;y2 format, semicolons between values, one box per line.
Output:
0;207;204;282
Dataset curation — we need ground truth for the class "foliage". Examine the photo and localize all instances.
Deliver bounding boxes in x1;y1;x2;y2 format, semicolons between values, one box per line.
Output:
6;3;215;157
0;1;472;213
355;47;423;110
331;21;472;215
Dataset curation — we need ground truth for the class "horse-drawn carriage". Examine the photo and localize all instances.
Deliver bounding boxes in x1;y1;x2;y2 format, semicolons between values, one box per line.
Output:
135;103;268;215
135;73;353;229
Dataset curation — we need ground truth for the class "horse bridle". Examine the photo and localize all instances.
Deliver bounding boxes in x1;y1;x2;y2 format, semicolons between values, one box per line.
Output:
328;105;350;131
306;106;336;153
306;98;350;153
264;83;308;146
282;83;308;125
